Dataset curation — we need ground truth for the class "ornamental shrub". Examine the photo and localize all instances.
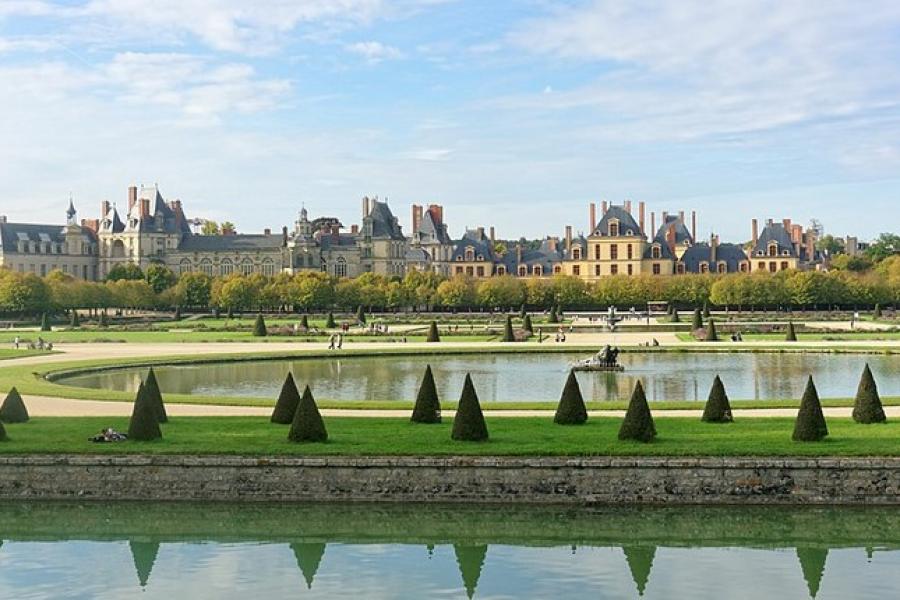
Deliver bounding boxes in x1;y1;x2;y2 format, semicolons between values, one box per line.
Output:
797;547;828;599
70;310;80;328
128;382;162;441
253;313;267;337
792;376;828;441
852;364;886;424
291;543;327;590
356;306;366;324
451;374;488;441
40;312;51;332
426;321;441;343
618;380;656;442
130;541;159;588
523;314;533;333
623;546;656;597
411;364;441;423
701;375;732;423
692;308;703;330
874;304;882;319
548;305;559;323
288;385;328;442
785;321;797;342
501;315;515;342
271;372;301;424
325;312;336;328
0;387;29;423
670;310;680;323
300;314;309;330
454;544;487;600
554;370;587;425
706;319;719;342
0;420;7;442
143;367;168;423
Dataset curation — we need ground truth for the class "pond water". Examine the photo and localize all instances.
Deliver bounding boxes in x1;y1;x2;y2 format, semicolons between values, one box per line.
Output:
0;502;897;599
59;351;900;403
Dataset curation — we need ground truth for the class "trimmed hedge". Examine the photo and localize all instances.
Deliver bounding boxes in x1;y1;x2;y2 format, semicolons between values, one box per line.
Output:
618;381;656;442
692;309;703;330
426;321;441;343
451;374;489;441
325;312;336;328
706;319;719;342
356;306;366;324
501;315;515;342
792;376;828;442
128;382;162;441
523;314;533;334
271;372;301;424
852;364;886;424
554;370;587;425
253;313;267;337
288;385;328;443
0;387;29;423
785;321;797;342
411;364;441;424
701;375;733;423
143;367;168;424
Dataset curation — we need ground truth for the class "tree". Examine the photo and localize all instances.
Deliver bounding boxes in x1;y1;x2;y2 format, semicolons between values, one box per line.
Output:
785;321;797;342
40;312;51;331
706;318;719;341
173;305;182;321
143;367;168;423
623;546;656;597
200;220;219;235
852;364;886;424
291;543;327;590
0;419;6;442
175;272;212;308
523;314;533;333
288;385;328;442
253;313;267;337
356;305;366;324
130;540;160;588
548;305;559;323
128;382;162;441
0;387;29;423
702;302;711;319
670;310;680;323
792;376;828;441
451;374;488;441
70;310;80;328
501;315;515;342
797;547;828;599
692;308;703;330
145;263;176;294
701;376;732;423
454;544;487;600
475;276;525;309
865;233;900;262
271;372;302;424
106;263;144;282
98;311;109;327
411;364;441;424
300;314;309;330
0;271;51;314
426;321;441;343
325;312;336;328
816;234;844;256
436;275;476;308
618;381;656;442
554;370;587;425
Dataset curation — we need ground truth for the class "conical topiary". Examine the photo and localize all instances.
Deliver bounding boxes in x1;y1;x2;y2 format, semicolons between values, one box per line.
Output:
706;318;719;341
618;380;656;442
501;315;515;342
454;544;488;600
271;372;302;424
288;385;328;442
852;364;886;424
411;365;441;423
785;321;797;342
128;382;162;441
130;540;160;588
554;370;588;425
426;321;441;343
356;305;366;324
523;314;533;334
291;543;327;590
692;308;703;330
670;310;680;323
70;310;80;328
325;312;336;328
300;314;309;330
874;304;882;319
797;547;828;599
0;387;29;423
40;312;51;331
0;420;7;442
253;313;267;336
701;375;732;423
623;546;656;597
792;376;828;442
548;305;559;323
143;367;168;424
703;302;711;319
451;374;488;441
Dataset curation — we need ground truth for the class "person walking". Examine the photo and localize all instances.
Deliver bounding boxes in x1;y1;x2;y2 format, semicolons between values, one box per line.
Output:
328;334;336;350
13;336;20;350
337;333;343;349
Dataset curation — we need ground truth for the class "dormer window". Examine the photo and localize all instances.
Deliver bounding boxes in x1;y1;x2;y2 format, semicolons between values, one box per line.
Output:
651;246;661;259
534;265;543;276
700;263;709;274
626;230;633;236
767;242;778;257
465;247;474;261
477;254;484;261
518;265;527;276
609;221;619;236
497;265;506;275
572;247;581;260
782;249;790;256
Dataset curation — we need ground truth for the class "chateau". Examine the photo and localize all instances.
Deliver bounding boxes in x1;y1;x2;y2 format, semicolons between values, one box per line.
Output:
0;184;823;281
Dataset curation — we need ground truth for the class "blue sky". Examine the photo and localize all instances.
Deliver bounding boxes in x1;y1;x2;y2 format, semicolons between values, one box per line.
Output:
0;0;898;242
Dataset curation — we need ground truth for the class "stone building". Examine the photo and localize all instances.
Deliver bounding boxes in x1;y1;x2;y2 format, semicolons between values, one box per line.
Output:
748;218;819;273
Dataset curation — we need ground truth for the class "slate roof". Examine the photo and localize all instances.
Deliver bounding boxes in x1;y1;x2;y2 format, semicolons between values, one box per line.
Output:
367;200;405;240
501;238;564;275
319;233;359;250
102;207;126;233
126;185;192;235
655;215;693;245
0;221;95;253
417;207;452;244
592;204;643;237
177;234;284;252
405;247;430;263
643;229;677;260
452;229;495;261
680;242;748;273
751;222;797;258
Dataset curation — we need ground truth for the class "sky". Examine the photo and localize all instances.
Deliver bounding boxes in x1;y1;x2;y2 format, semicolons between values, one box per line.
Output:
0;0;898;243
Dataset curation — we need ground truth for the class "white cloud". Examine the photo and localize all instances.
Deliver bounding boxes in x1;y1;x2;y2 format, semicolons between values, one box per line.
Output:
406;148;453;161
345;41;404;63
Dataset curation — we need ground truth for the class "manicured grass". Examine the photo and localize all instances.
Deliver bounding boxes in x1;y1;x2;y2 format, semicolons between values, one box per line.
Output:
2;416;900;456
0;349;51;360
0;330;494;344
676;332;900;342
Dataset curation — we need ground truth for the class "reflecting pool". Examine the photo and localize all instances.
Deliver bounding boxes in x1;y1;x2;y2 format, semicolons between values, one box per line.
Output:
59;351;900;402
0;502;898;599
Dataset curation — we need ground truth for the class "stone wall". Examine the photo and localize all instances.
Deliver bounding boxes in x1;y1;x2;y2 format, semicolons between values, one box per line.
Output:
0;455;898;504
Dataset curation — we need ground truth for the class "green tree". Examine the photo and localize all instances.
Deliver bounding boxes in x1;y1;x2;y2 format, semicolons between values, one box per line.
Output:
70;310;80;328
200;220;219;235
692;308;703;330
271;372;301;424
356;305;366;324
623;546;656;597
411;365;441;424
106;263;144;282
670;310;680;323
253;313;267;337
454;544;487;600
816;234;843;256
325;312;336;328
554;370;587;425
792;376;828;441
288;386;328;443
0;271;51;314
451;374;488;441
548;305;559;323
865;233;900;262
701;376;732;423
143;367;168;423
40;312;51;331
145;263;176;293
175;272;212;308
476;276;526;309
436;276;476;308
523;314;533;333
426;321;441;343
0;387;29;423
797;547;828;599
128;382;162;441
874;304;882;319
618;381;656;442
852;364;886;424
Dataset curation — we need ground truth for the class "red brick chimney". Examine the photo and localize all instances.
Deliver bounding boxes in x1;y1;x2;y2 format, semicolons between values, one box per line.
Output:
666;224;676;254
101;200;110;217
639;201;646;234
351;224;359;234
751;219;759;247
589;202;596;232
411;204;423;234
429;204;444;225
625;200;632;215
140;198;150;219
331;223;340;242
650;212;656;237
601;200;608;215
128;186;137;212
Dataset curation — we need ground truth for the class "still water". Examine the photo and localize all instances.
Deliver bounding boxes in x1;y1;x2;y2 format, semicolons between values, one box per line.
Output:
0;502;897;599
59;352;900;402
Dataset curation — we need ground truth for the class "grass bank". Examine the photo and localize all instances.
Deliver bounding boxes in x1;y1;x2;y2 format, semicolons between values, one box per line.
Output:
2;416;900;456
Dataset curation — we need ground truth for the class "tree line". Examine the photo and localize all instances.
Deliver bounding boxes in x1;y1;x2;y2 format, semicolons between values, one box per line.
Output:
1;255;899;315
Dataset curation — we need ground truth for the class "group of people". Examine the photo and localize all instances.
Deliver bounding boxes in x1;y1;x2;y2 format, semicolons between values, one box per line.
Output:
327;333;344;350
12;336;52;351
730;332;745;342
89;428;127;443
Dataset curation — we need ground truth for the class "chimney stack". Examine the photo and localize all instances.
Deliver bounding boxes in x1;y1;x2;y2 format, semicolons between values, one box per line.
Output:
282;226;288;245
351;224;359;234
625;200;632;215
639;201;646;234
412;204;423;234
140;198;150;219
662;210;668;225
666;224;676;254
101;200;110;217
547;237;557;252
678;210;685;223
477;226;485;240
128;186;137;212
516;243;523;264
751;219;759;246
691;211;697;242
428;204;444;225
565;225;573;254
264;228;271;236
601;200;608;215
710;234;718;264
362;196;370;218
806;230;816;262
331;223;340;242
651;212;656;237
489;226;495;243
0;215;6;224
589;203;596;232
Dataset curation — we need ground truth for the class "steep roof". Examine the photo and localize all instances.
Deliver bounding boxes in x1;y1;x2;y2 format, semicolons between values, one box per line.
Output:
417;207;452;244
452;229;495;261
319;233;359;250
680;242;748;273
592;204;643;238
0;221;95;253
126;186;192;235
367;200;405;240
501;238;564;274
643;229;677;260
752;222;797;258
176;234;284;252
655;215;693;245
102;207;126;233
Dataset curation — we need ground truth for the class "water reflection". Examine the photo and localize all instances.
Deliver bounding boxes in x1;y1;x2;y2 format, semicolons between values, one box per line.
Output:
0;503;897;598
61;351;900;402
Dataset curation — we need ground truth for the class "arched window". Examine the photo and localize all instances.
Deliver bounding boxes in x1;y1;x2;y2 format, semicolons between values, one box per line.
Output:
220;258;233;276
768;242;778;257
609;221;619;236
241;257;254;275
261;257;276;276
518;265;527;276
534;265;543;276
700;263;709;274
651;246;661;259
465;247;474;262
676;263;686;274
334;257;347;277
199;257;214;276
739;262;748;273
717;262;727;274
178;258;192;274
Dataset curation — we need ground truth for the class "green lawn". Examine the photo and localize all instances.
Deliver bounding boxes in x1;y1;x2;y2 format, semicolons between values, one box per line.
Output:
0;349;50;360
676;332;900;342
0;330;494;344
1;416;899;456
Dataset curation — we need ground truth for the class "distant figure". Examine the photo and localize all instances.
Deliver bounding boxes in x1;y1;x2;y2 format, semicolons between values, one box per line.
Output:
13;336;20;350
37;337;45;350
651;338;659;347
328;334;336;350
337;334;343;350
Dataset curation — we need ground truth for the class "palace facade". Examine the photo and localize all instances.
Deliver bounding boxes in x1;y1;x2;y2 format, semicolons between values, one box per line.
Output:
0;184;823;281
